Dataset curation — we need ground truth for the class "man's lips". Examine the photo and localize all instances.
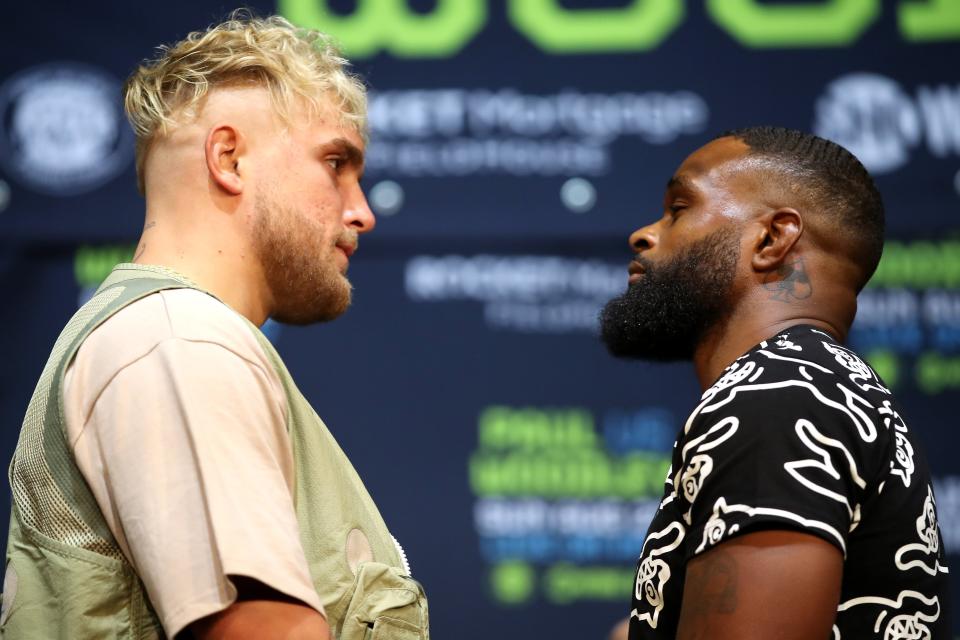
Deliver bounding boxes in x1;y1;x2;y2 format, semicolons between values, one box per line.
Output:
628;259;646;283
336;242;356;259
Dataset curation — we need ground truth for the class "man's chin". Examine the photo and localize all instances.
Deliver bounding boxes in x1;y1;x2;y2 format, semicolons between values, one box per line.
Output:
599;295;698;362
272;288;352;326
600;333;695;362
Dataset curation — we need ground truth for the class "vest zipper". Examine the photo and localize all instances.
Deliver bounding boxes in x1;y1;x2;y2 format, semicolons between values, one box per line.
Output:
392;535;411;576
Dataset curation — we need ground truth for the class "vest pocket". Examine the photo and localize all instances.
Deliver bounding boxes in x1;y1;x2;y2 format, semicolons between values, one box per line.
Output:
339;562;428;640
4;523;146;639
369;615;423;640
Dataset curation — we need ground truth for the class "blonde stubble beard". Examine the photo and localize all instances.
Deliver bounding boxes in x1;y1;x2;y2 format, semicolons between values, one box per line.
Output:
252;188;355;325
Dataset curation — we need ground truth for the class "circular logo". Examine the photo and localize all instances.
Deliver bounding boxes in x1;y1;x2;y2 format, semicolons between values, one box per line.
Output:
0;62;134;196
814;73;921;175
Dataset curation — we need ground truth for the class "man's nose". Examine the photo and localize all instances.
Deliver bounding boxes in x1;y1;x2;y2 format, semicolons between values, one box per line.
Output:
629;222;658;253
344;184;376;234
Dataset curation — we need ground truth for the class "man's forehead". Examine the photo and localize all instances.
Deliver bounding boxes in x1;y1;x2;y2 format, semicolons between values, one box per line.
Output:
300;97;366;145
681;137;750;173
670;137;755;190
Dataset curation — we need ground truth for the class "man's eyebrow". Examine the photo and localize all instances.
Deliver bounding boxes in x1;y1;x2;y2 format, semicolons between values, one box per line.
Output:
326;137;365;167
666;175;695;192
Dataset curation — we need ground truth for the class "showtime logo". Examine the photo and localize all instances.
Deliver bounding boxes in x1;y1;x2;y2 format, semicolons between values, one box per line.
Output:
814;73;960;174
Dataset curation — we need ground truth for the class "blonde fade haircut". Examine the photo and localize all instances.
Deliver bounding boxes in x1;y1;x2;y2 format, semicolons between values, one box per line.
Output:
123;10;367;194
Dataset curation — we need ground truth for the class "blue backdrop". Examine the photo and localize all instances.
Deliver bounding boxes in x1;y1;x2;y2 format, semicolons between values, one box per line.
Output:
2;1;959;637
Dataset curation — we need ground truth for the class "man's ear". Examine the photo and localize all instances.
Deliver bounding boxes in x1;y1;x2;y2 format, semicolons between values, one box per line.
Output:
751;208;803;272
205;125;244;195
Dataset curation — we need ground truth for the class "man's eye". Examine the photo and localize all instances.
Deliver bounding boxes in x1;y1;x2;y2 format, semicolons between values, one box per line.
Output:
326;157;344;171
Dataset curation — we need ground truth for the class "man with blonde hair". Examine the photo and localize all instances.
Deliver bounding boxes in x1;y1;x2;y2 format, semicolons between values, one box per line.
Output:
3;13;428;639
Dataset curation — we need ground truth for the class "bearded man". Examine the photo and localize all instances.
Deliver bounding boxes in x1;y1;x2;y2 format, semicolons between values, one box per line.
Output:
601;127;950;639
3;14;428;640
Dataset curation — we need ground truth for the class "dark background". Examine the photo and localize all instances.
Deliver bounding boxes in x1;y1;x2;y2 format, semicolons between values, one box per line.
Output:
2;1;959;637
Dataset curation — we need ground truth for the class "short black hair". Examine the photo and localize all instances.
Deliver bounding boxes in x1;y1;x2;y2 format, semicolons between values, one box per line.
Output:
718;126;885;290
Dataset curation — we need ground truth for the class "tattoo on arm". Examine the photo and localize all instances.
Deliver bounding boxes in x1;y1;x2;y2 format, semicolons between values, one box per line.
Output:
686;550;738;615
763;257;812;302
677;549;738;639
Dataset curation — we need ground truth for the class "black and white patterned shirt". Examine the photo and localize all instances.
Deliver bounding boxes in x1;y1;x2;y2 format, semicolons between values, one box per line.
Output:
629;325;951;639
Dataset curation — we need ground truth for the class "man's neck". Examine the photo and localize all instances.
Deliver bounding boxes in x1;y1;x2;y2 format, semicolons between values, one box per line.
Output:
132;206;272;325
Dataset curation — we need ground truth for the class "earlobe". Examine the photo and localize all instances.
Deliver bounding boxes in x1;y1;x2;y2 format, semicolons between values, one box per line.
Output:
751;208;802;272
205;125;244;195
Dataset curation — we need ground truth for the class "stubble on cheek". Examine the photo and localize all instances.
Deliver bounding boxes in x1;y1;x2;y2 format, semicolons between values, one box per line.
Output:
253;193;352;324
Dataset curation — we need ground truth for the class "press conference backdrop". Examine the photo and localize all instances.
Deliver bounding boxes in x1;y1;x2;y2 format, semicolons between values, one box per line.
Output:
2;0;959;637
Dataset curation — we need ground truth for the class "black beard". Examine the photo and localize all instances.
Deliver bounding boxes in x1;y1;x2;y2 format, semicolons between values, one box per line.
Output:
599;227;740;361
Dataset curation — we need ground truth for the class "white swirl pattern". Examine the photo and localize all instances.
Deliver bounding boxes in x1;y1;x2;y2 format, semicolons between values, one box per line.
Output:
629;328;948;638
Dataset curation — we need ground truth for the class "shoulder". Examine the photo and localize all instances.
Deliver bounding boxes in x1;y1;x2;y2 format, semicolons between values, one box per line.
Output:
682;326;894;476
77;288;270;372
65;289;281;430
751;326;890;392
698;326;890;408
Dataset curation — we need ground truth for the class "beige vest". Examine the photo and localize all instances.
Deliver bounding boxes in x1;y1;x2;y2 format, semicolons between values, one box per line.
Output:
2;264;428;639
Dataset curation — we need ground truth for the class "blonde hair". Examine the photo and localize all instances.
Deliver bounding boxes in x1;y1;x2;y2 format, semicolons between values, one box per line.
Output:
123;11;367;193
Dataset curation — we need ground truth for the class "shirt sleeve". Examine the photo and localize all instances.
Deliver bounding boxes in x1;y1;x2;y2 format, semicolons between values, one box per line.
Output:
70;335;324;639
677;379;877;560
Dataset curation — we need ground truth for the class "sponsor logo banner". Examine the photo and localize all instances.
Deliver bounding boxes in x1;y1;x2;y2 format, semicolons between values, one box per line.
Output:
0;63;133;196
